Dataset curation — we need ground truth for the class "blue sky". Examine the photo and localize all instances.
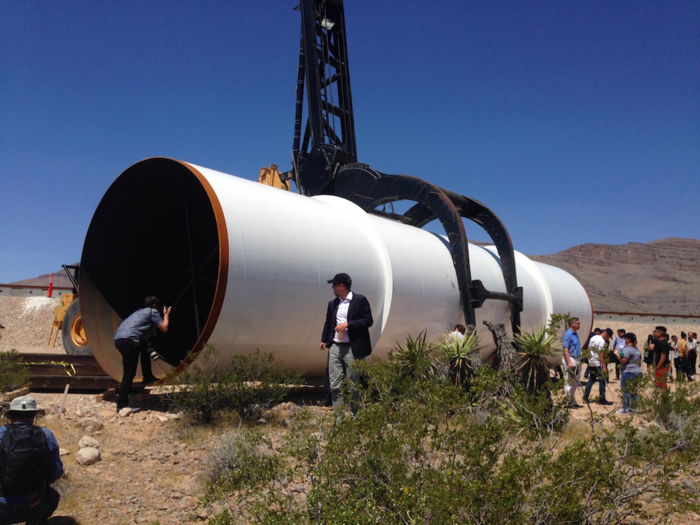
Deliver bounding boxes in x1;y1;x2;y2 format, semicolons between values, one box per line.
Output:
1;0;698;283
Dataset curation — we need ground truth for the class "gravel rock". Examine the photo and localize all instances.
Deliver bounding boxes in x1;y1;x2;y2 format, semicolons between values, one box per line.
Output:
79;436;100;449
76;447;101;465
682;478;697;493
119;407;133;417
78;418;104;432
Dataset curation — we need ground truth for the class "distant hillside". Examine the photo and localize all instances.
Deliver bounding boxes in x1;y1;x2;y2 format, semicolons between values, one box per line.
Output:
10;267;76;288
530;238;700;316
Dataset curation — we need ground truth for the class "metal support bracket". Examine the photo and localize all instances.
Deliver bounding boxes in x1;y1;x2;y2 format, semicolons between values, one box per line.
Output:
333;165;524;333
469;280;523;311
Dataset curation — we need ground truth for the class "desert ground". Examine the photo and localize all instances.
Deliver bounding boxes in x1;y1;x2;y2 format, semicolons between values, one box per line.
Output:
2;294;700;524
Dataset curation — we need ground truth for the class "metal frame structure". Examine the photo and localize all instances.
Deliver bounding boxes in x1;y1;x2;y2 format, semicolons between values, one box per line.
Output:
291;0;356;195
62;264;80;294
288;0;523;333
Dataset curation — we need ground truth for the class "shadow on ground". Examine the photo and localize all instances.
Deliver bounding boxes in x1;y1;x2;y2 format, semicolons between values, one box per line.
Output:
49;517;80;525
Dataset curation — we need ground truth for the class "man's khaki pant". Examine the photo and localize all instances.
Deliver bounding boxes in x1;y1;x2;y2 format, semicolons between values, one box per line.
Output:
562;355;581;404
329;342;361;415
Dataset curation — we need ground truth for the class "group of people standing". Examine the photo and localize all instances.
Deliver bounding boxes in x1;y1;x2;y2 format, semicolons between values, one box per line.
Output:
561;319;685;414
666;331;699;383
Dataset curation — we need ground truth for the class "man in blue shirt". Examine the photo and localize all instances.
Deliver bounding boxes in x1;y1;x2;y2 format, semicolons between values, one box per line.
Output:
562;317;583;408
0;396;63;525
114;296;171;411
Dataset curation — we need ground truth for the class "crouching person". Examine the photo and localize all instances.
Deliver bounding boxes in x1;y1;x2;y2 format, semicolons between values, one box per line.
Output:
0;396;63;525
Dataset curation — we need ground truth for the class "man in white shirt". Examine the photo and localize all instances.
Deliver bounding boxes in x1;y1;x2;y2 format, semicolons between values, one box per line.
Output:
320;273;373;415
449;324;466;343
582;328;614;405
687;332;698;381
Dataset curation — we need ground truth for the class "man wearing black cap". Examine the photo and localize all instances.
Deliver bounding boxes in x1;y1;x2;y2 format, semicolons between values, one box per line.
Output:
320;273;373;415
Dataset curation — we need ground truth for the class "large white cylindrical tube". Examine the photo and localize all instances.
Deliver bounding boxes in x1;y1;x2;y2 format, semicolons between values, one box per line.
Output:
80;158;592;381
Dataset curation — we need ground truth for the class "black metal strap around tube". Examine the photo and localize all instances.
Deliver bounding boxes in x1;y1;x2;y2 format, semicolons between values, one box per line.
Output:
334;166;523;333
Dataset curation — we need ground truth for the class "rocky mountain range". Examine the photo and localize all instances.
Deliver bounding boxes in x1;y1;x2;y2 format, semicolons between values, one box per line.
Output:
530;237;700;315
11;266;77;289
9;239;700;316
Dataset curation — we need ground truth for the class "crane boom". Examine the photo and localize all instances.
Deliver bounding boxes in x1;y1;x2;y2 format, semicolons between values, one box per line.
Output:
291;0;357;195
285;0;524;332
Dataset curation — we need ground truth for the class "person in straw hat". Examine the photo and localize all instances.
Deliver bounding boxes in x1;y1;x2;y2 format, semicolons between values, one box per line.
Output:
0;396;63;525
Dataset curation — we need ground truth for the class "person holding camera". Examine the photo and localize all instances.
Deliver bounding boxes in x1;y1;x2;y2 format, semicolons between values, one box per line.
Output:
113;296;171;412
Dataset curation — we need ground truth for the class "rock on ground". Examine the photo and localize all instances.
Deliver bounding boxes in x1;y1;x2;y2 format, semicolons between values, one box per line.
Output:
75;447;101;465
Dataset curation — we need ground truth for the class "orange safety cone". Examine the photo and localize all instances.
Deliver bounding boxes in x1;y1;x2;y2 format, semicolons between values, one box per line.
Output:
48;273;53;298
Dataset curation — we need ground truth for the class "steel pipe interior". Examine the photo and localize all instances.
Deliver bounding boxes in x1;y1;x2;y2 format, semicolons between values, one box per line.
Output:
80;158;224;381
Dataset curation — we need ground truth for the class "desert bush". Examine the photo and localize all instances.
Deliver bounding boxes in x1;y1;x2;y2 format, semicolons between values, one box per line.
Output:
639;377;700;433
164;345;303;424
512;325;559;394
200;331;700;524
434;327;482;388
0;350;30;393
389;330;443;381
546;312;574;338
204;429;281;494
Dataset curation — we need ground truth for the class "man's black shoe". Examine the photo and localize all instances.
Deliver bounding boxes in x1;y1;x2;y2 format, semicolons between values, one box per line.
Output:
142;375;159;385
569;403;583;409
598;399;614;406
582;397;590;404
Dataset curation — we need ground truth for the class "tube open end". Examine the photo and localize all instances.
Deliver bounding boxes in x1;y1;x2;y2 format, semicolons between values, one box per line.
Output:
79;158;228;381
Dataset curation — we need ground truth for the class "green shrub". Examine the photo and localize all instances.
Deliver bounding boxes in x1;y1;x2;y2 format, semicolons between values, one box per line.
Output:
204;430;281;496
198;332;700;524
164;345;304;424
389;330;442;381
0;350;30;393
512;325;558;394
225;349;304;421
639;377;700;432
434;328;482;388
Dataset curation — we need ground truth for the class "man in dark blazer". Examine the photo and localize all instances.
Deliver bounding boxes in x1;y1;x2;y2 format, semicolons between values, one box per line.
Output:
320;273;373;414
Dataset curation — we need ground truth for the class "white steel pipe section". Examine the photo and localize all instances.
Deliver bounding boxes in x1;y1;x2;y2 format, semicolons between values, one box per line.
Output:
79;158;592;382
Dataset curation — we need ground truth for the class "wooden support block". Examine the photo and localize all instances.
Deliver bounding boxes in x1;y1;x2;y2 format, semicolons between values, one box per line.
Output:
95;388;117;402
1;387;31;402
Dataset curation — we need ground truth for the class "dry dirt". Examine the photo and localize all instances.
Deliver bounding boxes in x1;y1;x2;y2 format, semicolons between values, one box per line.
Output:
0;296;66;354
6;391;317;525
2;295;700;524
0;296;327;524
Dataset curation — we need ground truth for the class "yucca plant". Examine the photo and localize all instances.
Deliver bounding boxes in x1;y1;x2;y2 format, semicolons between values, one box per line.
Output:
512;325;558;394
434;329;482;388
390;330;441;380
